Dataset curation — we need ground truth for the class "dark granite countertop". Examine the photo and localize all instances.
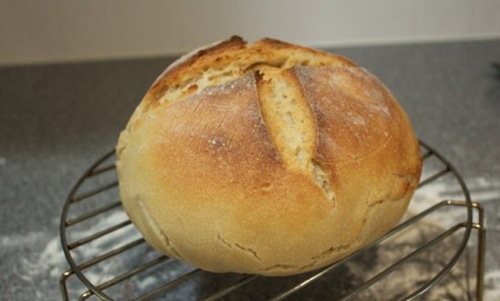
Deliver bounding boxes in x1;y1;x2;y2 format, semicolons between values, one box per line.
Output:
1;39;499;300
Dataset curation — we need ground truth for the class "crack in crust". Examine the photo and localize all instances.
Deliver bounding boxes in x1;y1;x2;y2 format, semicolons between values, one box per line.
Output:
254;67;337;202
310;243;352;262
138;200;184;260
312;160;336;202
217;233;262;262
366;173;418;209
258;242;352;272
260;262;315;272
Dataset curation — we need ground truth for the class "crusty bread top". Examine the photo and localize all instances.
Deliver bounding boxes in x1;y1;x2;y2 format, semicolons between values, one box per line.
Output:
144;36;354;104
116;36;422;275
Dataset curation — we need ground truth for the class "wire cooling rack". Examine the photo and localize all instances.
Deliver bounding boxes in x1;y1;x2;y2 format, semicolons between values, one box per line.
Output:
59;141;486;301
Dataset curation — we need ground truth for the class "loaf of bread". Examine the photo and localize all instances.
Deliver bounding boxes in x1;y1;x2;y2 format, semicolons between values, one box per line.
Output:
116;36;422;276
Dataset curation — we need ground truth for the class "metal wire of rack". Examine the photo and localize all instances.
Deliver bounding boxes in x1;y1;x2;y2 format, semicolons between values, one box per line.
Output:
59;141;486;301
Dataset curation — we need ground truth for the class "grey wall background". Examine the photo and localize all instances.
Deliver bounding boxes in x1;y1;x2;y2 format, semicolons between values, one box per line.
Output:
1;0;500;66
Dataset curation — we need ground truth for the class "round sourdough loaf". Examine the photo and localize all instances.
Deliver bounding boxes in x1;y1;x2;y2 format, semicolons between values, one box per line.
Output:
116;36;422;276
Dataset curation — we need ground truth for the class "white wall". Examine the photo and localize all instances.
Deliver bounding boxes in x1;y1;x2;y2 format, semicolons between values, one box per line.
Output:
1;0;500;66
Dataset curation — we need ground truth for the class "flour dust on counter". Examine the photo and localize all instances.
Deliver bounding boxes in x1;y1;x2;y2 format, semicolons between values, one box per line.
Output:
407;170;500;301
0;230;66;300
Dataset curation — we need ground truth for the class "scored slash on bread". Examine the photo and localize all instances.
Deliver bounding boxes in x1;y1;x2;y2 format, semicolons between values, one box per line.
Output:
116;36;422;276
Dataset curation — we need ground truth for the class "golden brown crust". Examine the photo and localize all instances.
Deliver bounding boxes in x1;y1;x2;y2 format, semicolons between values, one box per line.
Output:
116;36;422;276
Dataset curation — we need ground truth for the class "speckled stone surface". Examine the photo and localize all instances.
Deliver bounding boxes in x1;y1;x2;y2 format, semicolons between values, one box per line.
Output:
1;39;499;300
